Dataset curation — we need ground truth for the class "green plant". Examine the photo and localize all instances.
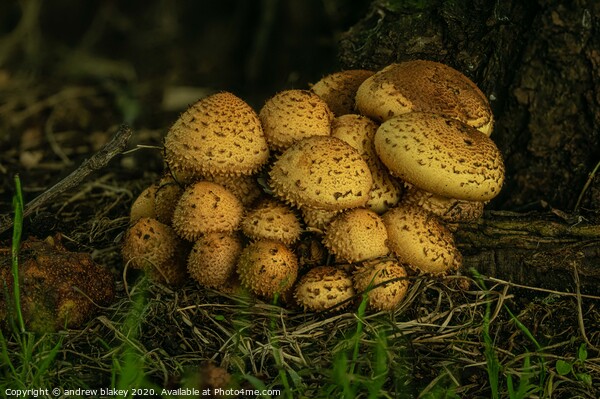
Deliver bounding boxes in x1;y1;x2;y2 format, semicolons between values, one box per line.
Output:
555;343;592;386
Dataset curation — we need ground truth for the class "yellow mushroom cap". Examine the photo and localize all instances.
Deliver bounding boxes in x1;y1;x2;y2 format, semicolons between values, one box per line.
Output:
310;70;374;117
353;259;409;311
323;208;389;263
121;217;180;271
299;206;341;232
259;89;334;152
188;232;243;288
236;240;299;299
382;204;462;275
374;112;504;201
154;174;184;225
355;60;494;135
164;91;270;177
206;174;263;208
294;266;355;312
241;199;302;245
172;181;244;241
130;184;158;222
269;136;373;211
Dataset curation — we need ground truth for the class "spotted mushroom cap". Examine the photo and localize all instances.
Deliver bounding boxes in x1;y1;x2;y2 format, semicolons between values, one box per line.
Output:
353;258;409;312
172;181;244;241
382;204;462;275
269;136;373;211
259;89;334;153
154;174;184;225
323;208;389;263
164;92;270;178
331;114;402;213
355;60;494;135
122;217;180;270
374;112;505;201
310;70;374;117
294;266;355;312
206;174;263;207
236;240;299;299
241;199;302;245
299;206;341;232
188;232;243;288
130;184;158;222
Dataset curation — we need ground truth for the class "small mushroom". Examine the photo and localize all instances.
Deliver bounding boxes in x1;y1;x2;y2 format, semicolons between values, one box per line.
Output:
259;89;334;152
382;204;462;275
188;232;243;289
355;60;494;135
130;184;158;222
310;70;374;117
154;174;184;225
241;199;302;245
353;258;409;312
294;266;355;312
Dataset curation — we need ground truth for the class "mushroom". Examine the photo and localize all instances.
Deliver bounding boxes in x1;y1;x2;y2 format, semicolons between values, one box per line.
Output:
299;206;341;232
130;183;158;222
259;89;334;152
310;69;374;117
353;258;409;312
294;266;355;312
206;174;263;208
322;208;389;263
164;91;270;179
331;114;402;213
236;240;299;300
374;112;505;202
355;60;494;135
154;174;184;225
269;136;373;211
382;204;462;275
171;181;244;241
187;232;243;289
241;199;302;245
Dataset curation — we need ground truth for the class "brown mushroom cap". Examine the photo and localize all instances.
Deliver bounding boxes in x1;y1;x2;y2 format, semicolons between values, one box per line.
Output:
353;259;409;311
299;206;341;232
269;136;373;211
323;208;389;263
154;174;184;225
130;184;158;222
241;199;302;245
236;240;299;299
206;174;263;207
310;70;374;117
164;91;270;178
188;232;243;288
374;112;504;201
355;60;494;135
331;114;402;213
122;217;180;270
294;266;355;312
259;89;334;152
382;204;462;275
172;181;244;241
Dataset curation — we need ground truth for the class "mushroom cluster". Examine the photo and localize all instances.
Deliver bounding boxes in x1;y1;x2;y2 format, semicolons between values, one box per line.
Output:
122;59;505;313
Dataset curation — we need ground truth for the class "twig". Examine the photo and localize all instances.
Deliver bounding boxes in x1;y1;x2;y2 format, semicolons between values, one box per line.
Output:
0;125;132;235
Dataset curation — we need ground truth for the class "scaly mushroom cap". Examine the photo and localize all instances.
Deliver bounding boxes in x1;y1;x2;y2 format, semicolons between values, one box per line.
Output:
269;136;373;211
331;114;402;213
241;199;302;245
294;266;355;312
353;259;409;311
402;183;485;223
206;174;263;207
236;240;299;299
300;206;341;232
356;60;494;135
323;208;389;263
259;89;334;152
188;233;243;288
164;91;270;177
130;184;158;222
122;217;180;270
172;181;244;241
154;174;184;225
310;70;374;117
383;204;462;275
374;112;504;201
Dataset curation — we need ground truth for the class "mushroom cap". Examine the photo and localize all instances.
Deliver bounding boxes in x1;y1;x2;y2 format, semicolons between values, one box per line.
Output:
382;204;462;275
206;174;263;207
172;181;244;241
164;91;270;177
374;112;504;201
188;232;243;288
122;217;180;270
154;174;184;225
294;266;355;312
331;114;402;213
299;206;341;232
323;208;389;263
241;199;302;245
236;240;299;299
353;259;409;311
355;60;494;135
310;70;374;117
259;89;334;152
130;184;158;222
269;136;373;211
